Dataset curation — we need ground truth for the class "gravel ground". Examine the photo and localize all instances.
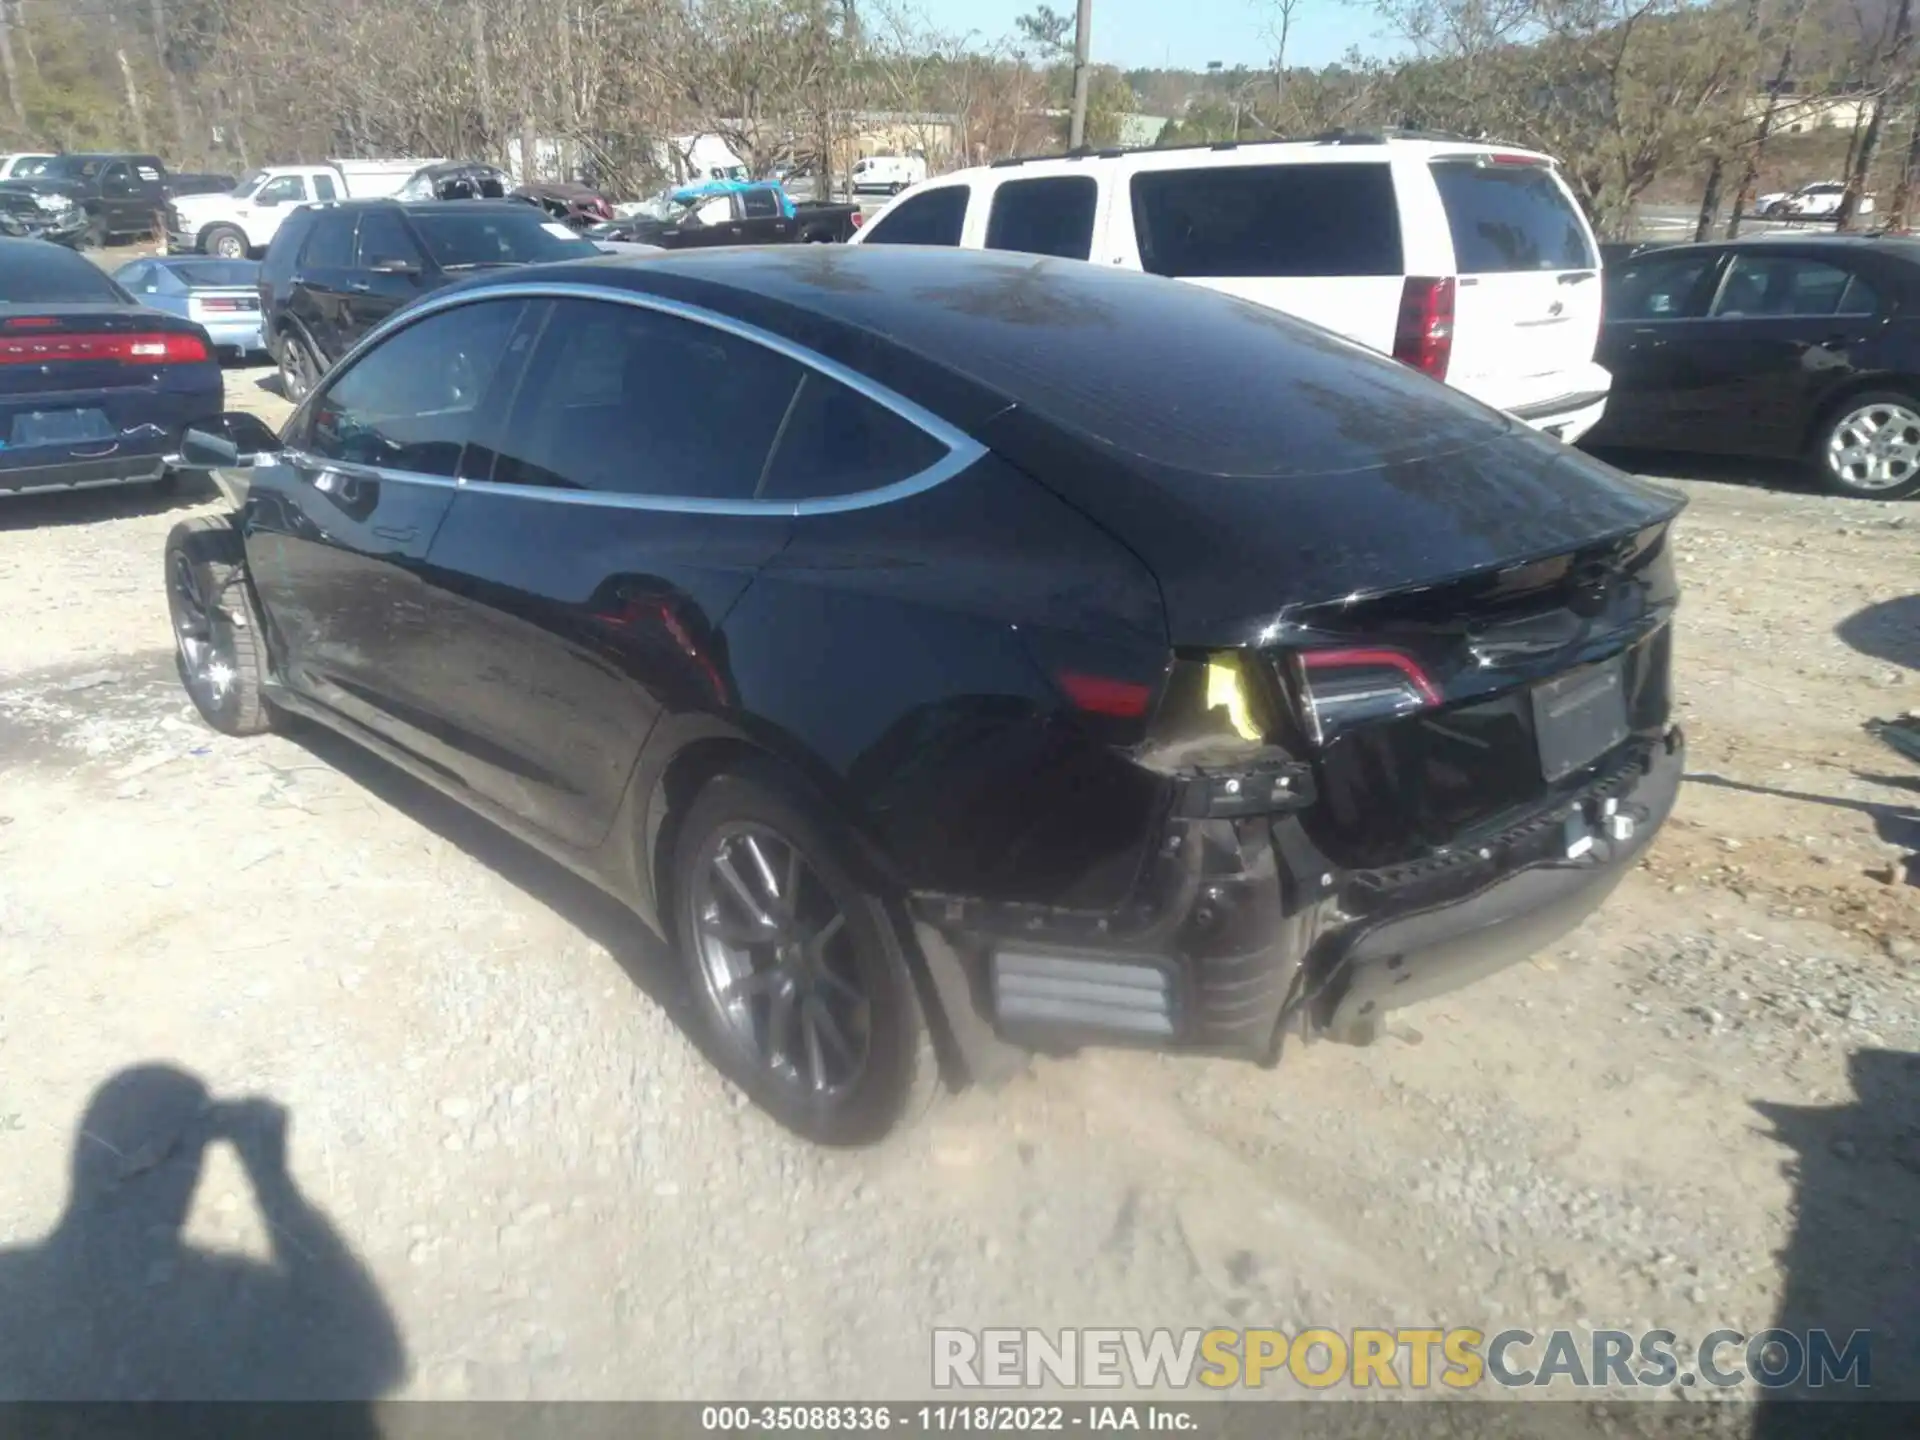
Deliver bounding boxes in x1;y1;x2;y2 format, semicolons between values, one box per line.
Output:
0;377;1915;1413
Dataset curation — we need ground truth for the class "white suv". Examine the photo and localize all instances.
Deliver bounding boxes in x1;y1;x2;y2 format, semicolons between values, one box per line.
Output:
849;134;1611;442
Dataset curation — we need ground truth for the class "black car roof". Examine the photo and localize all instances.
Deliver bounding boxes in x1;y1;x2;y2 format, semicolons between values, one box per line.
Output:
1632;232;1920;257
320;198;536;216
440;245;1519;479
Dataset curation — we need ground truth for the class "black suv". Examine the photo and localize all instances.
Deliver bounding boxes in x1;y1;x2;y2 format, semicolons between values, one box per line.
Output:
19;153;169;245
259;199;601;399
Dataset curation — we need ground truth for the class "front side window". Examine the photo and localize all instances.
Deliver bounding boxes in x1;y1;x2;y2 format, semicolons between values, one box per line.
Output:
1605;254;1714;321
490;298;803;499
861;185;969;247
1130;163;1403;278
305;300;527;477
985;176;1098;261
256;175;307;205
100;162;131;190
1711;255;1877;318
1430;160;1596;273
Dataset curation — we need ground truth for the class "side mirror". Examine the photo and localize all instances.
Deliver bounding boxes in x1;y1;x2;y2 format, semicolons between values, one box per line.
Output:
181;412;281;468
254;193;281;208
370;258;420;277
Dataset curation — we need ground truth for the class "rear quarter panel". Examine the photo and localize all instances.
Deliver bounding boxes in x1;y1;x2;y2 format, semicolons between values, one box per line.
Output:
640;456;1173;914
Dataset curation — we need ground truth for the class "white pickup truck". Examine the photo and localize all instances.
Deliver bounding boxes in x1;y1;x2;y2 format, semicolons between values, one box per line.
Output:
165;159;443;258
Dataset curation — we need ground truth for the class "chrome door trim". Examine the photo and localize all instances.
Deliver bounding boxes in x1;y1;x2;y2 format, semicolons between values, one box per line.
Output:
318;278;989;516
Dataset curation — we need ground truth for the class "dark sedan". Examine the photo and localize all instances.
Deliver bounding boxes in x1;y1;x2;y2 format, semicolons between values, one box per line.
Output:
167;247;1685;1143
0;239;221;499
1587;234;1920;497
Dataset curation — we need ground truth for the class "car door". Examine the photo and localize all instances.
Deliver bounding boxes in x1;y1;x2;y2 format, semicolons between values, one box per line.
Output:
97;161;138;234
242;297;533;757
417;293;807;848
1591;247;1724;449
1661;251;1884;457
344;208;429;345
133;158;169;226
285;209;360;362
683;192;742;248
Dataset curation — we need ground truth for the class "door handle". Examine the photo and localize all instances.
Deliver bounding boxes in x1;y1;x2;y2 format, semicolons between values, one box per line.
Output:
373;524;417;543
1559;271;1597;285
345;281;372;293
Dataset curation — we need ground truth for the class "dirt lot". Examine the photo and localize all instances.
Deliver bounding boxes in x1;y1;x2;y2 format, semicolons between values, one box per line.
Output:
0;380;1915;1410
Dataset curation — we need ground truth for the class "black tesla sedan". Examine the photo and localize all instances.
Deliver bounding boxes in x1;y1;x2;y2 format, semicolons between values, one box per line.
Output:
1587;234;1920;498
166;247;1686;1144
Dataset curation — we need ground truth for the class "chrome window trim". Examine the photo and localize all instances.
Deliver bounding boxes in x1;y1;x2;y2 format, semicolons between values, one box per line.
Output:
317;278;988;517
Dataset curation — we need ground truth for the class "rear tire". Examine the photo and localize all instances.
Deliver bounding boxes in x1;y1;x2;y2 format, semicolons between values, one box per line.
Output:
164;517;279;737
1813;390;1920;499
203;224;248;259
668;766;938;1145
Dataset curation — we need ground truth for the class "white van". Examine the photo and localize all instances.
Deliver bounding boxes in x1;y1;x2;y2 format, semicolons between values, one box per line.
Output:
850;155;928;197
849;135;1611;442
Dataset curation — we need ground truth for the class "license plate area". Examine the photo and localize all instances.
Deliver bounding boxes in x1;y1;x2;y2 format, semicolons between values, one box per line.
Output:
8;408;116;448
1531;655;1629;782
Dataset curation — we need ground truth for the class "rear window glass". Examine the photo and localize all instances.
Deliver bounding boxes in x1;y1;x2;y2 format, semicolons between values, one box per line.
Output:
0;244;124;303
1130;163;1403;278
1430;161;1596;273
168;260;258;287
986;176;1098;261
405;211;598;267
862;186;968;247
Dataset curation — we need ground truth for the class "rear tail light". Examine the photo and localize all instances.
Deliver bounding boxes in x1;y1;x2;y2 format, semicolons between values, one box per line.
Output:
850;212;864;229
1392;276;1454;381
0;331;209;364
1292;646;1440;745
1055;669;1154;718
195;297;244;312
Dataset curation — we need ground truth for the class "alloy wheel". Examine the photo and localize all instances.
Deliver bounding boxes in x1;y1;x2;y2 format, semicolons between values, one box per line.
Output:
214;233;244;258
169;551;236;708
1827;400;1920;492
688;822;871;1099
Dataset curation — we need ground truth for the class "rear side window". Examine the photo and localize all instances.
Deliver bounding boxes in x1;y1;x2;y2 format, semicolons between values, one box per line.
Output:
1130;163;1403;278
758;372;948;501
862;186;968;247
741;187;780;219
0;244;124;303
490;298;803;499
985;176;1098;261
1430;161;1596;273
313;175;338;201
299;212;356;269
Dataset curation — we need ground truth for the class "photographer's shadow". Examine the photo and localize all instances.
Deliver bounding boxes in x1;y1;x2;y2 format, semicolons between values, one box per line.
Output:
0;1063;405;1414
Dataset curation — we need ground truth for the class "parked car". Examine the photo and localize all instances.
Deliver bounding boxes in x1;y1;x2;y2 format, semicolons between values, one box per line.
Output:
1755;181;1874;220
113;256;265;359
849;154;927;196
1584;234;1920;498
166;159;440;259
18;153;170;246
167;246;1685;1143
511;180;615;229
0;153;56;181
394;161;513;202
1599;240;1671;268
0;238;221;499
258;198;599;400
852;133;1612;443
0;181;86;246
604;180;861;247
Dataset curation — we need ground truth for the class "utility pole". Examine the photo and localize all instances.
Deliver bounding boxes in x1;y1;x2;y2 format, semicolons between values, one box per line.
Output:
1068;0;1093;150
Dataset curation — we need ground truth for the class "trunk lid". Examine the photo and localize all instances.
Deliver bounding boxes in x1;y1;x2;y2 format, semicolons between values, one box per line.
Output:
1427;155;1603;403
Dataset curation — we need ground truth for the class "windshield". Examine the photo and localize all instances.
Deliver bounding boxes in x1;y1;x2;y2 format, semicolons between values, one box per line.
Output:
0;243;125;303
405;211;599;268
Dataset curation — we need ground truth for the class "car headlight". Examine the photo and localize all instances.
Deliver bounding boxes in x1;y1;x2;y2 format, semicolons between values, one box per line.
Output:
34;194;72;212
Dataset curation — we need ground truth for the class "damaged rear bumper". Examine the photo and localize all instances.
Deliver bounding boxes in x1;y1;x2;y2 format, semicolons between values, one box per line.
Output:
910;727;1683;1071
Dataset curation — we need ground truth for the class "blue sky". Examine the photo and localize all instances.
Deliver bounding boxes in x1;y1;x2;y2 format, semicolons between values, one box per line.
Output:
912;0;1387;73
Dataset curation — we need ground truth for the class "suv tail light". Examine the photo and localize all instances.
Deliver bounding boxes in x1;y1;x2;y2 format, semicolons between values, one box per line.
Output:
1292;647;1440;745
1392;276;1454;381
0;330;209;364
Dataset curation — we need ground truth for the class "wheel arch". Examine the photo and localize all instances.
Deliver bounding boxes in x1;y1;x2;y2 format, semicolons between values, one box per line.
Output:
1802;373;1920;455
